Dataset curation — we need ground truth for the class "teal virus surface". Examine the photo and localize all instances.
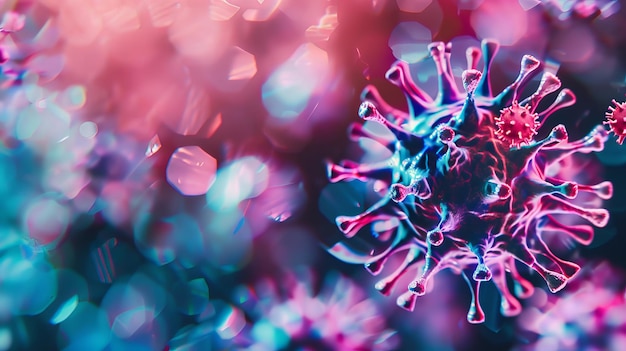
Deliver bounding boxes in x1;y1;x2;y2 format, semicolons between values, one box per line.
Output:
326;39;613;323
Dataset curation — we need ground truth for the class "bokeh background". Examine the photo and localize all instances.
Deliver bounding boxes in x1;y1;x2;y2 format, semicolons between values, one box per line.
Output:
1;0;626;350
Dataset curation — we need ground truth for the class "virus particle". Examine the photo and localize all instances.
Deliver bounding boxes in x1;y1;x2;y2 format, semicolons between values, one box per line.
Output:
521;0;621;20
235;270;398;350
326;39;613;323
516;262;626;351
604;98;626;144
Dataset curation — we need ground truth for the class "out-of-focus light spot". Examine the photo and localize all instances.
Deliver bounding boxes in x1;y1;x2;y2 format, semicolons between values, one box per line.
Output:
396;0;432;13
100;182;133;224
549;25;595;63
471;1;528;46
15;105;41;140
201;208;253;270
101;6;140;33
389;22;432;64
134;213;205;266
215;304;246;340
208;47;258;93
19;100;71;144
206;156;269;211
262;43;329;121
24;196;70;248
32;19;59;51
112;307;151;339
79;121;98;138
145;135;162;157
243;0;282;21
519;0;541;11
0;328;11;351
169;5;232;63
0;154;16;196
305;6;338;44
246;160;306;226
600;1;620;18
166;146;217;196
101;273;167;345
50;295;79;325
168;323;214;350
167;85;211;135
204;113;222;138
210;0;241;21
458;0;485;10
0;12;25;33
43;270;89;327
58;2;103;46
58;302;110;351
2;252;58;316
145;0;181;27
59;85;86;110
134;220;175;266
251;320;289;350
228;47;257;81
174;278;209;316
27;54;65;83
233;286;253;305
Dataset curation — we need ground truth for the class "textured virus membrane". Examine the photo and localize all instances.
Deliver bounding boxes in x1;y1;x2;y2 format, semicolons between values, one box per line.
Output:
326;39;613;323
604;99;626;144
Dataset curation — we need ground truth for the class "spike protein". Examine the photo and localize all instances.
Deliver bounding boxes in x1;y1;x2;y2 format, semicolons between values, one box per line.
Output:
325;39;613;323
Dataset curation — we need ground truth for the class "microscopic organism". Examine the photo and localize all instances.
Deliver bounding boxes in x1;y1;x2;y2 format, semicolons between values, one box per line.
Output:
235;270;397;350
515;262;626;351
604;98;626;144
522;0;621;20
326;39;613;323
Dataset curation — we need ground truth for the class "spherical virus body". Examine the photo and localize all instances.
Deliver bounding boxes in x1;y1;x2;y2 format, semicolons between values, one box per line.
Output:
604;98;626;144
326;39;613;323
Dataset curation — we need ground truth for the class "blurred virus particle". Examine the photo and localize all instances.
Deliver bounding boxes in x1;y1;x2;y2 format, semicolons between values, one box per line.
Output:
516;262;626;351
604;98;626;144
326;39;613;323
520;0;621;20
235;271;397;351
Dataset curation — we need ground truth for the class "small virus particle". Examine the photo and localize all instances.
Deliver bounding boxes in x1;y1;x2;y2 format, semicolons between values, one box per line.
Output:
494;100;540;148
326;39;613;323
516;262;626;351
236;271;398;351
522;0;621;20
604;98;626;144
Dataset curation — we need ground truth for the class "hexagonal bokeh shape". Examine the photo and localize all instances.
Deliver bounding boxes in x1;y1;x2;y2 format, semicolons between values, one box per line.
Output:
166;146;217;196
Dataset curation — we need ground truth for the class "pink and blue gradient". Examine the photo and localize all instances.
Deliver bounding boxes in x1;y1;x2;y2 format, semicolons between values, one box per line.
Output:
516;262;626;351
324;36;613;323
235;270;398;351
0;0;624;350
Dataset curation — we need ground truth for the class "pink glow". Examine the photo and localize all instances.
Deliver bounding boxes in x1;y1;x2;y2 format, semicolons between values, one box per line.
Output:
24;197;70;247
166;146;217;196
471;0;529;46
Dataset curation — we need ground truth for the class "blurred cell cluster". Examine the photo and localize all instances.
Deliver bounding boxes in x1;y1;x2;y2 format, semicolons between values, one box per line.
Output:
515;262;626;351
0;0;625;350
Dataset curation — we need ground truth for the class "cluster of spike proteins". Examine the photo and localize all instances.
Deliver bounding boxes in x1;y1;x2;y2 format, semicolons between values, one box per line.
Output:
326;39;615;324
